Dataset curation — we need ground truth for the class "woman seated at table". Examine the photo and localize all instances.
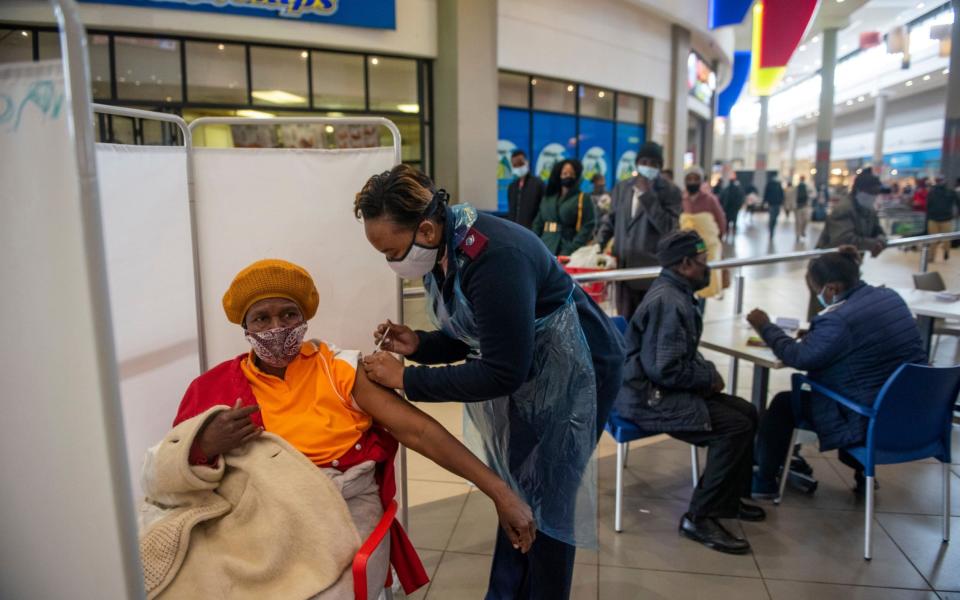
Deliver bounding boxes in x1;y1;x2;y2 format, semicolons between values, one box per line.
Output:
143;259;534;598
746;247;927;497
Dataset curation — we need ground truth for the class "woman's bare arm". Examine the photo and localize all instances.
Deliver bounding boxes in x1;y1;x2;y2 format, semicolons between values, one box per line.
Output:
352;368;536;552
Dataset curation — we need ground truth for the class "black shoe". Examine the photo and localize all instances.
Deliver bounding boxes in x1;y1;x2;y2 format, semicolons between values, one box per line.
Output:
738;501;767;522
679;514;751;555
790;452;814;477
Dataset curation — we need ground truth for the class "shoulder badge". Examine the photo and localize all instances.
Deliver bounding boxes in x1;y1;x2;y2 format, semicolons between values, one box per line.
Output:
458;227;489;260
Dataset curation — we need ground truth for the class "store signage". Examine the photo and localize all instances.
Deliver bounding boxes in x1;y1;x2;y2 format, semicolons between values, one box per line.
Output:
687;52;716;105
77;0;397;30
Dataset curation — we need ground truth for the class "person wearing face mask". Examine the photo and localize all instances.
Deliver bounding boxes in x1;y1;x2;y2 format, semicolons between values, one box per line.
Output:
680;166;726;309
811;170;887;320
532;159;596;256
166;259;538;597
506;149;545;230
614;231;763;555
354;164;625;600
747;248;926;498
594;141;682;319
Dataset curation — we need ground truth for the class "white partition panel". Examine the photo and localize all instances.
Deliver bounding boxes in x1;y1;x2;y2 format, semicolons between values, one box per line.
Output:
95;143;200;499
193;146;398;363
0;61;137;598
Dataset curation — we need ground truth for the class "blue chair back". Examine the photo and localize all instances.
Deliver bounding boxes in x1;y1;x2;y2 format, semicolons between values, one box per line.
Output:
611;315;628;335
869;363;960;465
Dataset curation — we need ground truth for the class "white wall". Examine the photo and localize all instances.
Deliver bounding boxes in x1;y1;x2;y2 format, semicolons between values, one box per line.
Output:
0;0;438;58
498;0;674;100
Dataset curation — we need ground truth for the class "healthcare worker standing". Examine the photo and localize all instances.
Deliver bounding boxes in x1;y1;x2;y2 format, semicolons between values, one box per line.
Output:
356;165;624;600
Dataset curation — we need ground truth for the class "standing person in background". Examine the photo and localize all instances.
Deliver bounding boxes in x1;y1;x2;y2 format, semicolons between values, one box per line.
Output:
590;173;613;235
662;169;675;185
716;165;745;236
783;180;796;222
811;171;886;319
912;178;929;213
795;175;810;243
594;141;681;319
763;174;785;239
926;175;960;262
681;166;726;309
533;160;595;257
506;150;545;230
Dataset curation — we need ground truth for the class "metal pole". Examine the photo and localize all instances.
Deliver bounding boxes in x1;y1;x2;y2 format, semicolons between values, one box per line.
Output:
754;96;770;192
920;244;930;273
728;271;745;392
53;1;144;597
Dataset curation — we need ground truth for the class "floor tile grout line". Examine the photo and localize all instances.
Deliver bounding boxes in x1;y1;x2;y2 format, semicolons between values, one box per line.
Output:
873;513;938;593
422;489;474;600
761;575;938;592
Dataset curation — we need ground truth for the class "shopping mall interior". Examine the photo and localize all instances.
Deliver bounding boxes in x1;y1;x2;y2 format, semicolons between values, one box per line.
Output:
1;0;959;598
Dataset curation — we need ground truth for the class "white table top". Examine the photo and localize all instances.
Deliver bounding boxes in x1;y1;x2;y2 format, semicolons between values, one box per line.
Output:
699;315;784;369
890;288;960;320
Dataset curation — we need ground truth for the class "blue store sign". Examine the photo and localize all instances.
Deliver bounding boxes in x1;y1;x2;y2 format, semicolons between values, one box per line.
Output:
78;0;397;30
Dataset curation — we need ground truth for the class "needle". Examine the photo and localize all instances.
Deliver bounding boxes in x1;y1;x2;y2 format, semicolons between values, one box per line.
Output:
375;323;391;353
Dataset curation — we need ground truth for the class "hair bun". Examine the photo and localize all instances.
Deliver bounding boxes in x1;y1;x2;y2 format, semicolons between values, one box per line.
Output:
836;245;863;266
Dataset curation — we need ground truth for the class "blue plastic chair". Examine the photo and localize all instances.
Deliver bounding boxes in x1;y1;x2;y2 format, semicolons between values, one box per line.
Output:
606;315;700;533
778;364;960;560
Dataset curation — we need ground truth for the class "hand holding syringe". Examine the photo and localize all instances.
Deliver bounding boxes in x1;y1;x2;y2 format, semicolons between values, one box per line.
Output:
372;319;420;356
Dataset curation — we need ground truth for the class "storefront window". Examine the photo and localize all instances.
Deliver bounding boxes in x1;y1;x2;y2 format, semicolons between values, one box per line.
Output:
0;28;32;64
115;36;182;102
37;31;59;60
617;93;644;123
250;46;309;108
368;56;418;113
498;72;529;109
579;85;613;120
312;51;365;110
533;77;576;114
186;41;246;104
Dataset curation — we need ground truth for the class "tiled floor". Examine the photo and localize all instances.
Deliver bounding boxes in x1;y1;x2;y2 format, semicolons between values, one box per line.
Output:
400;212;960;599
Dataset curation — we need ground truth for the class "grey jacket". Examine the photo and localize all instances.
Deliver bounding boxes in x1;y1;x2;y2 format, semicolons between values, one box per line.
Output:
595;175;681;290
816;197;886;250
613;269;717;432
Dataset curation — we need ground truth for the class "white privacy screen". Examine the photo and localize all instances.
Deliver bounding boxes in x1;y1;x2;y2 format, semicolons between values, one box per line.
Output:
95;143;200;499
193;146;399;364
0;61;133;598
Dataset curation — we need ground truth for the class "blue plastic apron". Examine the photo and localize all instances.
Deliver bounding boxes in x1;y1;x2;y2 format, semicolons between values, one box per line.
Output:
423;204;598;548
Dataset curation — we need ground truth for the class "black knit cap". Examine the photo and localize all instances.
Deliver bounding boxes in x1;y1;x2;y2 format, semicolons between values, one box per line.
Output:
636;141;664;167
657;230;707;267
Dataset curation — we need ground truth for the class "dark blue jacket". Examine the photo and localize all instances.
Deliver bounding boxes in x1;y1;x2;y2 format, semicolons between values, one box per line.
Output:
402;209;625;434
760;283;926;450
614;269;717;432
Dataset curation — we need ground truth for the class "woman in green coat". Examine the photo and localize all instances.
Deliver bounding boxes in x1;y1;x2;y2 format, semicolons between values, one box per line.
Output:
533;159;596;256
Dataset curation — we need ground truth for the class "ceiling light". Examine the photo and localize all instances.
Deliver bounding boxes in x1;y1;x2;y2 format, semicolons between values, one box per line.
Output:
944;69;950;75
799;44;807;52
396;104;420;113
324;125;334;133
237;109;276;119
836;0;844;4
165;96;172;102
857;95;865;102
567;84;575;92
812;36;821;43
251;90;307;104
916;2;924;8
811;168;818;174
923;74;931;81
20;31;28;37
300;51;308;59
905;80;913;86
370;57;379;66
846;100;853;105
891;169;899;175
831;168;843;175
217;43;225;51
531;78;538;85
598;91;605;98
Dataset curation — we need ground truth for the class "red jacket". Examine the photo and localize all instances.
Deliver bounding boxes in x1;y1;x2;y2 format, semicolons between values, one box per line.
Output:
173;355;429;595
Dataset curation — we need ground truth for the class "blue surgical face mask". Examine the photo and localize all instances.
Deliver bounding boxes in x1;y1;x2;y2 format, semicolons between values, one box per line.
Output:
636;165;659;180
512;164;529;179
817;288;833;309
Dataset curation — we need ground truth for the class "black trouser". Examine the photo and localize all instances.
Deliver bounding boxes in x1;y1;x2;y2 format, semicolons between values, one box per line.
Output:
755;391;864;484
487;528;577;600
616;283;648;321
670;394;758;519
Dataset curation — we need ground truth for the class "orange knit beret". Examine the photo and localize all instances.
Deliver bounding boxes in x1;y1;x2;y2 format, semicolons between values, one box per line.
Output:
222;259;319;325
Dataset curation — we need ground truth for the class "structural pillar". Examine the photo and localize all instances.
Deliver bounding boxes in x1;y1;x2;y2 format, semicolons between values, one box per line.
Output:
787;121;798;182
670;25;692;173
434;0;498;209
873;92;889;175
723;116;734;163
941;0;960;185
815;28;839;191
753;95;769;191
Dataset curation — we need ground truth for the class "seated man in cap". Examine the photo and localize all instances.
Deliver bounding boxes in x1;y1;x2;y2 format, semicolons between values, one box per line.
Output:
614;231;763;555
151;259;535;596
